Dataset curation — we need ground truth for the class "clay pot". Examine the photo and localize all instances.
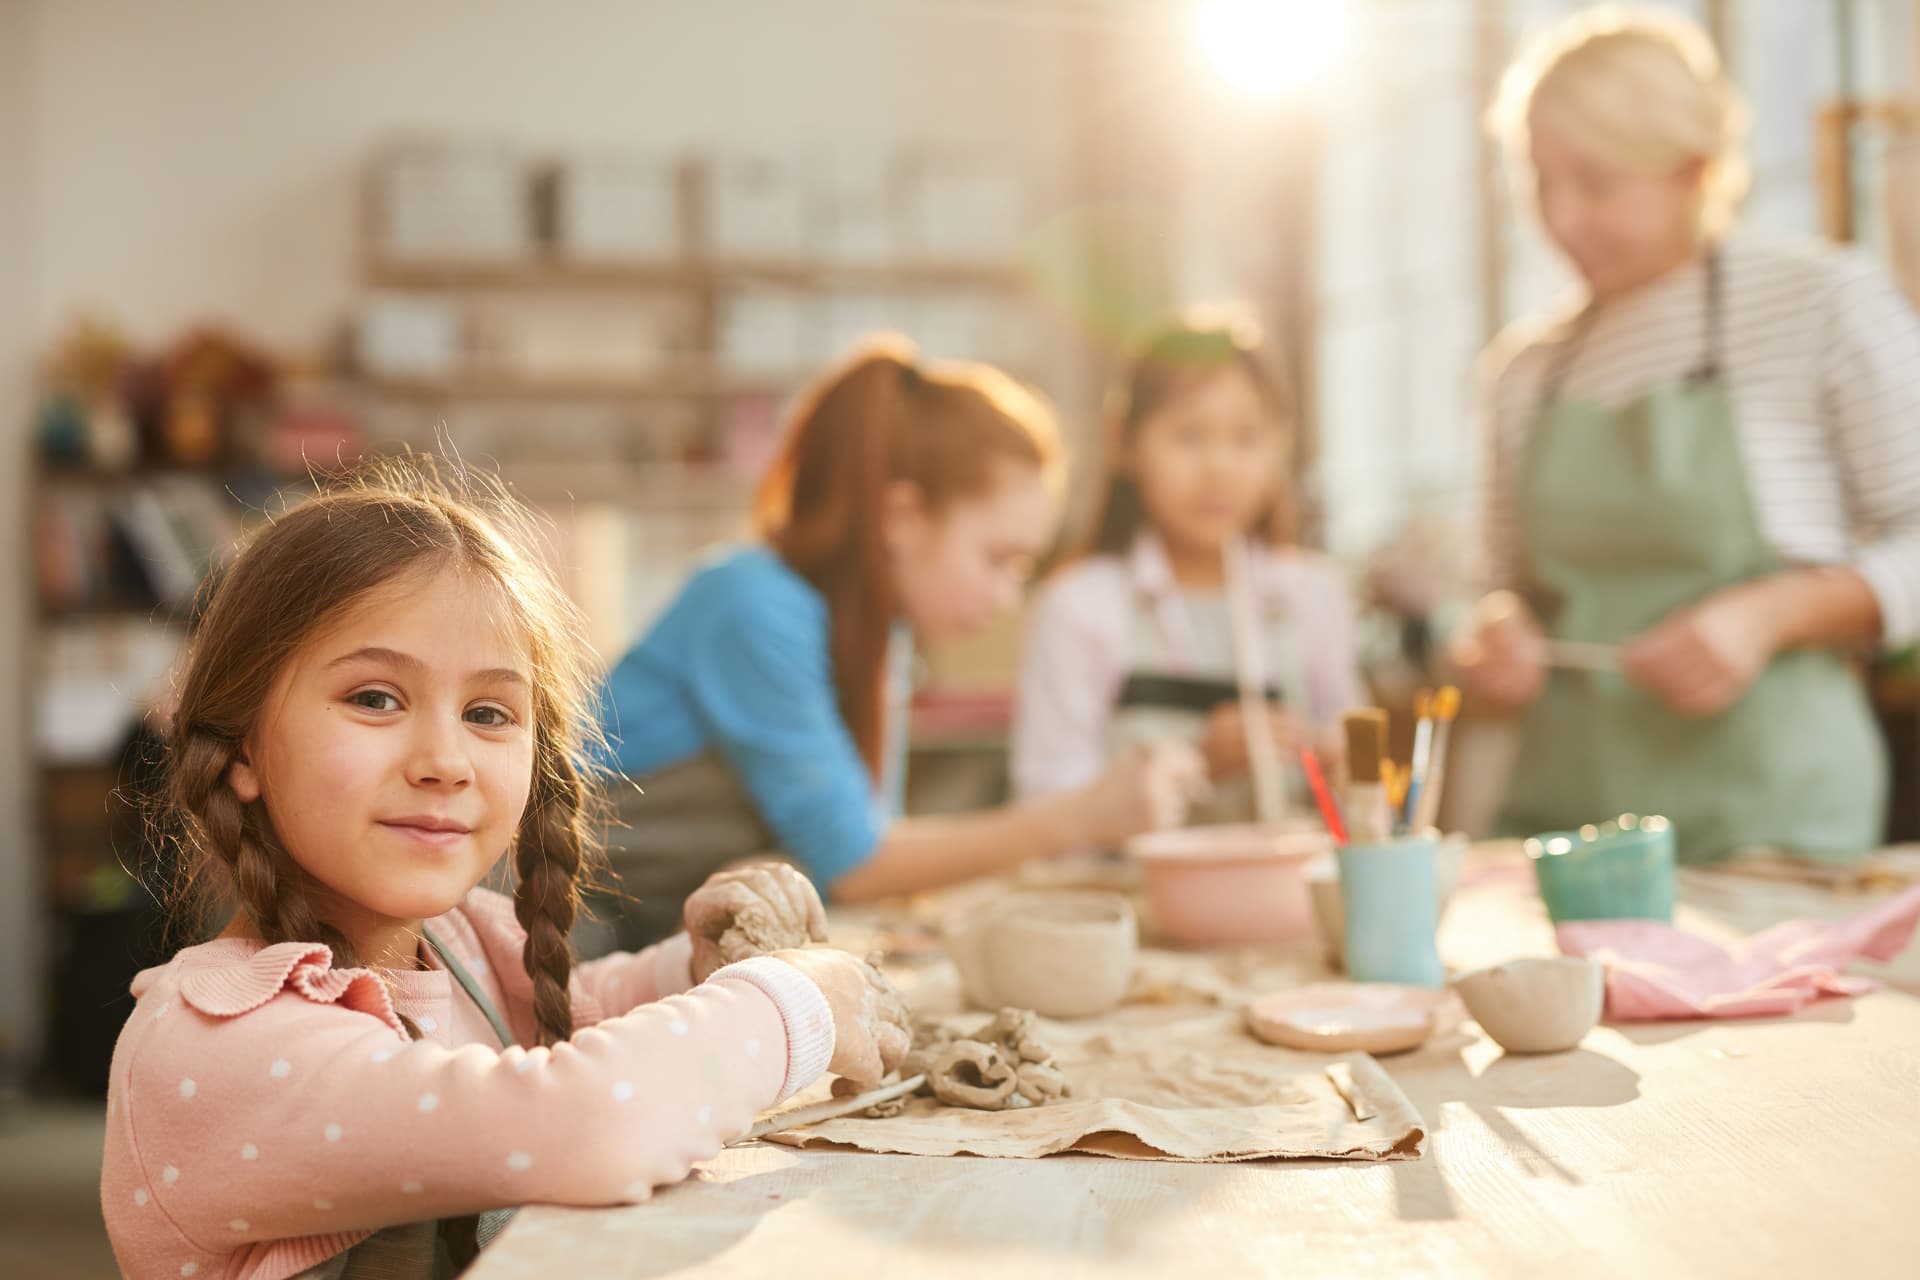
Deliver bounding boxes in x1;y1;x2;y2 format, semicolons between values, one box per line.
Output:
1452;956;1604;1054
1128;825;1328;948
945;891;1137;1019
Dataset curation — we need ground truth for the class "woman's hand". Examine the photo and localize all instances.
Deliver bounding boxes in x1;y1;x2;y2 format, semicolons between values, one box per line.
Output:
1622;585;1782;718
1451;591;1549;712
770;949;911;1088
1200;701;1310;781
685;862;829;984
1080;740;1209;847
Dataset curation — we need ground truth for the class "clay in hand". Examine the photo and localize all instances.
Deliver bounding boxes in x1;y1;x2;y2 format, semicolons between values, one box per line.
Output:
686;862;829;983
771;949;912;1089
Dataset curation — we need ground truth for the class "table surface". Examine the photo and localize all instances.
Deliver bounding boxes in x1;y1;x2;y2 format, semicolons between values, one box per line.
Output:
473;852;1920;1279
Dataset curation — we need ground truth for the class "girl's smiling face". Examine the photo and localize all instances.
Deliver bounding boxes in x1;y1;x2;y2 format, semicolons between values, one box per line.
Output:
226;565;536;935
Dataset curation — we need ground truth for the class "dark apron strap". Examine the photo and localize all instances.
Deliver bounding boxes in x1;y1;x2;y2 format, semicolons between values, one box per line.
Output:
421;927;517;1050
1540;247;1723;408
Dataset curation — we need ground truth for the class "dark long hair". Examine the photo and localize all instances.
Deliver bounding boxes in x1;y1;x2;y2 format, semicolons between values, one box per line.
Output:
1083;312;1296;557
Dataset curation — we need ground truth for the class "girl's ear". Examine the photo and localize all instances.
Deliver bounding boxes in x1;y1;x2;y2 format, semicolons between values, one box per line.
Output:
227;746;262;804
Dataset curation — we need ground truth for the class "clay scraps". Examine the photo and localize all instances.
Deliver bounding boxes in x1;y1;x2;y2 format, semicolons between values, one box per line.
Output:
833;1007;1070;1116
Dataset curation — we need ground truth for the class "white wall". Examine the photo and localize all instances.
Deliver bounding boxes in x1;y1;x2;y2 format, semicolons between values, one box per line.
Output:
0;0;42;1068
22;0;1074;351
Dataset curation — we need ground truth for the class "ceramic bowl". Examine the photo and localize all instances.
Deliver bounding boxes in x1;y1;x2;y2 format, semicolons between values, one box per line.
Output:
1452;956;1604;1054
1528;815;1676;924
1128;825;1330;948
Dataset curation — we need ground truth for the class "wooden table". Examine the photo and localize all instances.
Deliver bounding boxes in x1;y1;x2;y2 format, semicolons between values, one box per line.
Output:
473;853;1920;1279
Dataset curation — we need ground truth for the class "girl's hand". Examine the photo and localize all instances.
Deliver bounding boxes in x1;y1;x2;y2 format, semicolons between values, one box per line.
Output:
685;862;829;984
1451;590;1548;712
1621;586;1780;718
771;949;911;1088
1200;701;1309;780
1082;740;1209;847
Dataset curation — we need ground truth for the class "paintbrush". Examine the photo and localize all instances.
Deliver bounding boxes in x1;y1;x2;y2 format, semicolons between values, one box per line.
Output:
1400;688;1436;833
1413;685;1461;833
1299;744;1347;844
1342;708;1391;845
1383;760;1409;826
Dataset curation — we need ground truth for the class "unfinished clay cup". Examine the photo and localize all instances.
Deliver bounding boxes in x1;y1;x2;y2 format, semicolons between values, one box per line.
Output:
1452;956;1604;1054
945;891;1137;1019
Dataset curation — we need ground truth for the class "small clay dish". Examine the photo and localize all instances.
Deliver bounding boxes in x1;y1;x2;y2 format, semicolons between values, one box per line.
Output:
1243;983;1450;1055
1452;956;1603;1054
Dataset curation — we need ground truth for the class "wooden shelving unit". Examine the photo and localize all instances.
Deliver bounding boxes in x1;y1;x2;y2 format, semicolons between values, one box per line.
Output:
350;149;1051;494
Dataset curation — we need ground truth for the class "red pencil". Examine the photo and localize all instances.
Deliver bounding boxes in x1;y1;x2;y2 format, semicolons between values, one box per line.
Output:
1299;745;1347;845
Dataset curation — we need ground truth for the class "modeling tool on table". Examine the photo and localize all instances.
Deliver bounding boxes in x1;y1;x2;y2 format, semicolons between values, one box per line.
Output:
1342;708;1391;844
1300;744;1347;844
1223;538;1287;824
1412;685;1459;833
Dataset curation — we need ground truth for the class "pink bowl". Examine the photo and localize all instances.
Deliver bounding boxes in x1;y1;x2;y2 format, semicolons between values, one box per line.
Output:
1127;825;1332;948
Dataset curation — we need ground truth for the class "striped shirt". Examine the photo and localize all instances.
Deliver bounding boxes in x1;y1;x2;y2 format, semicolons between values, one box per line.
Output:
1480;234;1920;645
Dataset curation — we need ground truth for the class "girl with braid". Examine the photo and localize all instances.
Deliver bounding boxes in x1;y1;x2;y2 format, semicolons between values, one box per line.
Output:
100;461;908;1280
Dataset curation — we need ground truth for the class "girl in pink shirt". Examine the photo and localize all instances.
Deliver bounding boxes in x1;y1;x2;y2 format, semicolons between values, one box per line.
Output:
101;463;908;1280
1013;312;1366;823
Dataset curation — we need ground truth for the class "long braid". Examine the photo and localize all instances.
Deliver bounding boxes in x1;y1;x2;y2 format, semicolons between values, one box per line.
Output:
513;744;587;1046
173;727;361;965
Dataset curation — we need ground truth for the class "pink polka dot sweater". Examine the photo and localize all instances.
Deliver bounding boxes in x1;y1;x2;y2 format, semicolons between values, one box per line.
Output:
100;888;835;1279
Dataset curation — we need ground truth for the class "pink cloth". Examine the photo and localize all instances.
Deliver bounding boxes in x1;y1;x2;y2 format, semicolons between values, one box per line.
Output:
1556;886;1920;1020
101;888;834;1280
1012;534;1366;800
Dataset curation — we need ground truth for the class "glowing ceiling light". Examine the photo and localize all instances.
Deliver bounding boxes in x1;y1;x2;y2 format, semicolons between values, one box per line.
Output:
1197;0;1348;95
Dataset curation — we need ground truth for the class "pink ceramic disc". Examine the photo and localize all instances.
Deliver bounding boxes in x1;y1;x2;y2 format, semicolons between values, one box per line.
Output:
1244;983;1446;1055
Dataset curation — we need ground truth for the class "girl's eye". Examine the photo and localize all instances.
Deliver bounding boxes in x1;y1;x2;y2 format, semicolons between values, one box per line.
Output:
347;689;400;712
466;704;515;728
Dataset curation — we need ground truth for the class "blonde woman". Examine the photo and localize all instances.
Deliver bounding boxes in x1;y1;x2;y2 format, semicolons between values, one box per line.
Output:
1452;6;1920;864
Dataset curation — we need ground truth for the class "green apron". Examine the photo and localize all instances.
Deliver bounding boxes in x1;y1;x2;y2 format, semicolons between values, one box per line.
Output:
1497;252;1886;864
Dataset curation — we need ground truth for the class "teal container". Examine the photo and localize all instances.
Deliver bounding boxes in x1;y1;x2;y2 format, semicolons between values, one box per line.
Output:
1336;834;1443;988
1527;815;1677;924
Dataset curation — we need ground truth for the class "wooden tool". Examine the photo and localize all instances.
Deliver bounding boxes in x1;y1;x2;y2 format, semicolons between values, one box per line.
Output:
1223;538;1286;824
740;1073;929;1144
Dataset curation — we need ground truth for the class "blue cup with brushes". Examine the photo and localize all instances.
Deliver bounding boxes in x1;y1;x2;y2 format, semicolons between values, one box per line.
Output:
1527;814;1677;924
1332;708;1445;987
